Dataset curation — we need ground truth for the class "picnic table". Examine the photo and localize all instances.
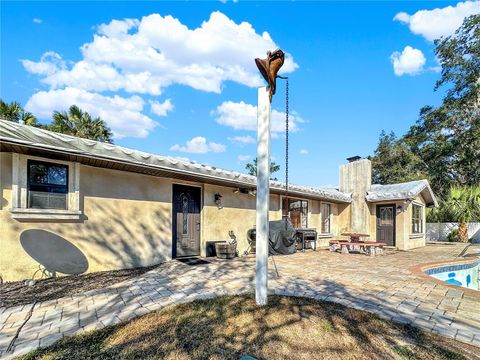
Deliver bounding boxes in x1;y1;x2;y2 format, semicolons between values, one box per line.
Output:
340;232;370;242
329;232;385;256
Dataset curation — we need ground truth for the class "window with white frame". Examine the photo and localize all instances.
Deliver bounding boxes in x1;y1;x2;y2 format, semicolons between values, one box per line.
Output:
412;203;423;234
28;160;68;209
282;198;308;228
320;203;331;234
10;154;81;220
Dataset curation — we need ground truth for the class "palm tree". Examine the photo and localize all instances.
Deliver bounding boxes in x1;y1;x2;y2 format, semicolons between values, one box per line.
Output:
443;186;480;242
21;111;39;126
0;99;38;126
50;105;113;143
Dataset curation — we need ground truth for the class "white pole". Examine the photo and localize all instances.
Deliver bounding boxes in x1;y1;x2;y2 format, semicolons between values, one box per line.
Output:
256;86;271;305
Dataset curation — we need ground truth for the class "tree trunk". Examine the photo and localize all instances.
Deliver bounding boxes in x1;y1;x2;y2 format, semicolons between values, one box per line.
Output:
458;222;469;242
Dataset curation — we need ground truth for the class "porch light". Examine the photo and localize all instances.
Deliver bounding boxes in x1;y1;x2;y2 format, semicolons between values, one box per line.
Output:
214;193;223;209
403;198;414;209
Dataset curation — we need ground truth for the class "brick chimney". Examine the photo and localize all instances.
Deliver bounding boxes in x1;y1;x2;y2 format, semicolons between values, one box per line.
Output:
339;157;371;233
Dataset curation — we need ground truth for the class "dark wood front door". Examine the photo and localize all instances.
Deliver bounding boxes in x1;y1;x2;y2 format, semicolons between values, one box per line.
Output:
376;205;395;246
172;185;201;258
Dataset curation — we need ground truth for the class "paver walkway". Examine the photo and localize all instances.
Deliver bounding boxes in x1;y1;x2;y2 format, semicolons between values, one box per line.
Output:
1;243;479;359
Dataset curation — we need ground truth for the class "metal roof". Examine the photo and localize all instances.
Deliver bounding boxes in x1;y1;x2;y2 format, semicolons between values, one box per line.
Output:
366;180;438;207
0;120;352;203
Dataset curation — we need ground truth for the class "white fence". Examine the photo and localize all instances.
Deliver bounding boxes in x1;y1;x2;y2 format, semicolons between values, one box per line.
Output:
426;222;480;242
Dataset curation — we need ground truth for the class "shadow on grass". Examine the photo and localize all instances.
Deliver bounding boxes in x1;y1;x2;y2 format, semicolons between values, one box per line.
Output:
9;248;480;360
21;294;475;360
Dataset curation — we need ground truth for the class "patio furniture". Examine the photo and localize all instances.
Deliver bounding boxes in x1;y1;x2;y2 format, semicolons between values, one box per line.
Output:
245;224;317;254
295;228;318;252
329;240;386;256
341;232;370;242
245;228;256;255
328;239;349;252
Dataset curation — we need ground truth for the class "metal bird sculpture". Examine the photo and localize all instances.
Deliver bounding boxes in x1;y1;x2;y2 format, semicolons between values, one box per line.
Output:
255;49;285;102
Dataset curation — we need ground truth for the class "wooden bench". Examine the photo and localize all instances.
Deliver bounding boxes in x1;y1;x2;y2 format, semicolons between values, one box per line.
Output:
329;240;386;256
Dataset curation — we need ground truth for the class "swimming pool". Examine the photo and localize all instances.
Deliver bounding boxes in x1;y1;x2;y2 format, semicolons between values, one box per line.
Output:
424;260;480;291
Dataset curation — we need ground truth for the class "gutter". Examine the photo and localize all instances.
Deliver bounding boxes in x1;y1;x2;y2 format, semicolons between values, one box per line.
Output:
0;137;352;204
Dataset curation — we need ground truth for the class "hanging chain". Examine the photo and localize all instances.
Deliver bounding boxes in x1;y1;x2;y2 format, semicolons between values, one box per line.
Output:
284;78;289;230
277;76;289;228
285;78;289;202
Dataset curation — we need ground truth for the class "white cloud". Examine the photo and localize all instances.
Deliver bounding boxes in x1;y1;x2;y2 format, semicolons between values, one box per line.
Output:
394;1;480;41
170;136;226;154
237;154;251;162
299;149;308;155
22;11;298;95
390;46;426;76
97;18;140;38
228;135;255;145
21;52;65;76
24;87;157;139
393;12;410;23
150;99;173;117
213;101;301;134
21;12;298;139
33;18;42;24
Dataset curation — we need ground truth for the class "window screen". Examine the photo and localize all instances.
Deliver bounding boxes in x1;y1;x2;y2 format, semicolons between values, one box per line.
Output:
412;204;423;234
28;160;68;209
321;203;331;234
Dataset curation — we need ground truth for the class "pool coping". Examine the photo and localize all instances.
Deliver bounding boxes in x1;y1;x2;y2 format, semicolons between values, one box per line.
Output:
410;256;480;298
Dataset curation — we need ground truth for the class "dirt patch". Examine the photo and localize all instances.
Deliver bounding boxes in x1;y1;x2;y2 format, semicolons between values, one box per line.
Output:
21;295;480;360
0;265;158;308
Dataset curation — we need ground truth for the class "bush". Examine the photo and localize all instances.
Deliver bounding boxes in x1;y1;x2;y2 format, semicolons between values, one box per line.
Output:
447;228;459;242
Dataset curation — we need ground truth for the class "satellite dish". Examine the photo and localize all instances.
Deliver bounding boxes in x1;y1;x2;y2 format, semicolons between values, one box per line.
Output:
20;229;88;275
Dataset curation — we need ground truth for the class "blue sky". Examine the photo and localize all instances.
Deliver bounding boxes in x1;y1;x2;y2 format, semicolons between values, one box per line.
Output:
2;1;479;186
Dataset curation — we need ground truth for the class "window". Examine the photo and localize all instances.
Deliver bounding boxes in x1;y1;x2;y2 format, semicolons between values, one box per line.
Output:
282;198;308;228
10;154;81;220
380;207;394;226
412;204;423;234
321;203;331;234
27;160;68;209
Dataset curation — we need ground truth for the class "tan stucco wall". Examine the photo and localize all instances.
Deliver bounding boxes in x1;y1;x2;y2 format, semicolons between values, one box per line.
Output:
201;184;282;256
1;152;351;282
339;159;371;233
404;195;427;249
1;154;172;282
310;202;351;247
367;195;427;250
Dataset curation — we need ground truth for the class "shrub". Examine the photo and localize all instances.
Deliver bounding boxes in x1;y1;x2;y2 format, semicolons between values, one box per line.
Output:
447;228;459;242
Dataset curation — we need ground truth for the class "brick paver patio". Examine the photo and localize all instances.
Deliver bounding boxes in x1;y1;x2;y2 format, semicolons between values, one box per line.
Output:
1;243;479;359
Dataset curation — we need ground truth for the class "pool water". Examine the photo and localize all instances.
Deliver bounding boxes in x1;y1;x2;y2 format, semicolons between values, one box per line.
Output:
425;260;480;291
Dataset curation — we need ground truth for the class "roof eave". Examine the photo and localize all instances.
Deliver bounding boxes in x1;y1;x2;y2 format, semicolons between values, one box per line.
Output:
1;137;351;204
366;183;438;208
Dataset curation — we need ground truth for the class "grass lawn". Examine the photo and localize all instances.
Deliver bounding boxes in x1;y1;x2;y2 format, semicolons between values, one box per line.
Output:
22;295;479;360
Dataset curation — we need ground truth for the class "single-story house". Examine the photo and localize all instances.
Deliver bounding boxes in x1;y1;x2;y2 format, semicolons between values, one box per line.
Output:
0;120;437;281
